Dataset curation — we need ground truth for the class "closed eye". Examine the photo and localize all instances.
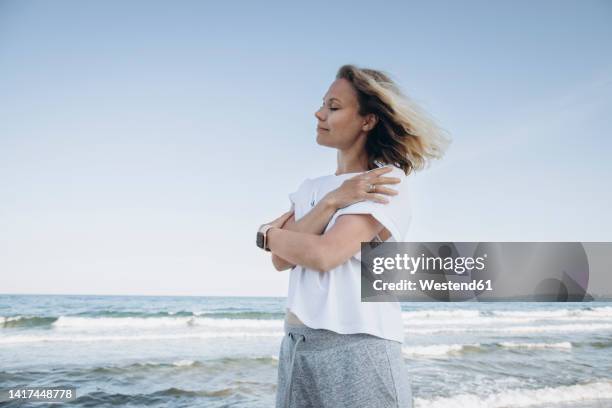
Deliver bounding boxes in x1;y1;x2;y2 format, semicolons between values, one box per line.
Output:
321;100;340;111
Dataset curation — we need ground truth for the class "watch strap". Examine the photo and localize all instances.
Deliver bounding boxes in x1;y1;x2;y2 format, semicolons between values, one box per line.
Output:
257;224;275;251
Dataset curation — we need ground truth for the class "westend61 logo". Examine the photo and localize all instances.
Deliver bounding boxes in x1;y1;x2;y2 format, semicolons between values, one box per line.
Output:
360;242;608;302
372;253;487;275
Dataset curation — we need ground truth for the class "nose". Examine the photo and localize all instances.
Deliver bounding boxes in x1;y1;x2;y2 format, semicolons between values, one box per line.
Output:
314;106;325;121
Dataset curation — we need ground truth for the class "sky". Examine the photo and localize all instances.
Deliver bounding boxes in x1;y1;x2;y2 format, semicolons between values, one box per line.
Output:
1;0;611;297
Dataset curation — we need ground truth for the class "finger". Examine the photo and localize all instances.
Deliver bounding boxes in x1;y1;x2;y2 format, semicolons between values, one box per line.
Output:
372;186;398;196
354;165;392;181
365;193;389;204
371;177;401;185
366;166;393;176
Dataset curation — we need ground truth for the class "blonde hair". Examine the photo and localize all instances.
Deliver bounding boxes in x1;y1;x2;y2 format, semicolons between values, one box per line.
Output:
336;64;451;175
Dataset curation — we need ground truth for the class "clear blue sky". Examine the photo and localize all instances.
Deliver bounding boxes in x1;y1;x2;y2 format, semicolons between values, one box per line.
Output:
1;0;611;296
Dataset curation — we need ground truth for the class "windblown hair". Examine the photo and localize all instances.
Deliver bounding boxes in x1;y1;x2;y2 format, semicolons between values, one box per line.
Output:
336;64;450;175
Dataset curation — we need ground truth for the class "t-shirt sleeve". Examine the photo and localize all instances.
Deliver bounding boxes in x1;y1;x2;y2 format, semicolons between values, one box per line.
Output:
326;168;412;259
329;199;409;241
288;178;311;214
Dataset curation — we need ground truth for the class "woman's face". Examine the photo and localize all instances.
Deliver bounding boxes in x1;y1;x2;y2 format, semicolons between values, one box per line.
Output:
315;78;367;149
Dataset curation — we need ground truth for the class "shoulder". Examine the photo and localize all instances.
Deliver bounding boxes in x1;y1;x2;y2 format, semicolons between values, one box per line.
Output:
296;174;338;191
309;174;333;184
291;173;334;195
293;177;313;191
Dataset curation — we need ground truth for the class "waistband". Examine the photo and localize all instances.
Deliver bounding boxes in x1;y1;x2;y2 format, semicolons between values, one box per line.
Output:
283;320;386;352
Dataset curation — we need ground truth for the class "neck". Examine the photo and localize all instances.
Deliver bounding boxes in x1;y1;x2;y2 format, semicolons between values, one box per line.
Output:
335;143;369;176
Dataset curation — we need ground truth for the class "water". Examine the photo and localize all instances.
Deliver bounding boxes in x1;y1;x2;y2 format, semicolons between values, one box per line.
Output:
1;295;611;407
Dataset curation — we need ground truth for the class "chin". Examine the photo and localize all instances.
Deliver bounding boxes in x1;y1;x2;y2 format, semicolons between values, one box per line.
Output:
316;134;336;148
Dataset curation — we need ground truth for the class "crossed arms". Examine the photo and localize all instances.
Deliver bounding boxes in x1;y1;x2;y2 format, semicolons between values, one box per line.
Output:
268;205;384;273
265;167;399;273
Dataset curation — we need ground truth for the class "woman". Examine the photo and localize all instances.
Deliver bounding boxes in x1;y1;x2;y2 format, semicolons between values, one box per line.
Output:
257;65;449;408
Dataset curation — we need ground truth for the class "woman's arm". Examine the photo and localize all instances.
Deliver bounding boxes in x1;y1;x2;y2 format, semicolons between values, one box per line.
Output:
268;214;384;273
271;166;400;271
271;198;338;271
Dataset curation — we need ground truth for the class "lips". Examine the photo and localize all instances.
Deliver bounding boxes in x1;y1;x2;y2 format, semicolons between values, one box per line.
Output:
317;126;329;131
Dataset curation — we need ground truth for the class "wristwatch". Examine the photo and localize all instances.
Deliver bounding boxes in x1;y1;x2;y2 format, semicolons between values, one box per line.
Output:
256;224;275;251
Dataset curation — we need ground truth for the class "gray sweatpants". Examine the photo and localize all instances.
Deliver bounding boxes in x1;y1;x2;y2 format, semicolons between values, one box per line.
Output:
275;321;413;408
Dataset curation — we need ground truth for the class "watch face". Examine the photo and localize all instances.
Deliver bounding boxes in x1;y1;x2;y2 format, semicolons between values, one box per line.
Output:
256;232;265;249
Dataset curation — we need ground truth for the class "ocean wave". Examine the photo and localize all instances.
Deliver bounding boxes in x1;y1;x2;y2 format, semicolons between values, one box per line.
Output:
61;387;238;407
82;360;204;374
78;310;198;318
402;316;540;326
4;306;610;331
402;341;575;358
0;356;279;381
401;310;480;319
62;309;283;319
405;323;612;335
415;380;612;408
498;341;572;350
0;331;284;344
196;311;285;320
0;311;284;330
85;356;279;374
402;343;481;357
50;316;283;330
491;306;612;319
0;315;58;329
590;339;612;349
400;307;612;325
74;309;285;320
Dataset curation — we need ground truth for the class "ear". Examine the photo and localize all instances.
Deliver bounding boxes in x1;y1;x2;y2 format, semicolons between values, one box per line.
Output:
362;114;379;132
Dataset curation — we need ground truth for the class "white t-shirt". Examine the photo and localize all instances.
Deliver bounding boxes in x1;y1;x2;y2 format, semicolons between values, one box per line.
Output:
285;165;412;343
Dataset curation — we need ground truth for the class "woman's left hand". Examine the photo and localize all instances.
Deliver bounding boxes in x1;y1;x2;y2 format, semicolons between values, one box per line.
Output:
260;210;294;231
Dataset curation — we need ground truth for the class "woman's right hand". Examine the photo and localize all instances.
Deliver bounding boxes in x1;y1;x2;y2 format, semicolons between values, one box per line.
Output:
324;166;401;209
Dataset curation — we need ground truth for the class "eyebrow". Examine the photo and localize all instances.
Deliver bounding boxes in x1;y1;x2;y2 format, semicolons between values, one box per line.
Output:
323;97;342;103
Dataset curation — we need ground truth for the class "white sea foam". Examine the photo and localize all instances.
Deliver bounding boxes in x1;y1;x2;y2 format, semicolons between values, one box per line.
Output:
402;316;538;326
170;356;279;366
0;331;285;344
492;307;612;319
401;341;573;358
405;323;612;335
401;310;480;319
402;343;480;357
51;316;283;330
414;380;612;408
172;359;197;367
498;341;573;350
401;307;612;326
1;316;24;323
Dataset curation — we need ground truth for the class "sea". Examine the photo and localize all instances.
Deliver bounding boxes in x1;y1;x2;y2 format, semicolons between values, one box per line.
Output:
1;295;611;408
